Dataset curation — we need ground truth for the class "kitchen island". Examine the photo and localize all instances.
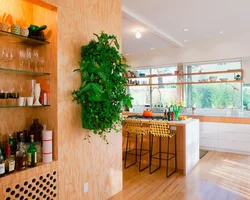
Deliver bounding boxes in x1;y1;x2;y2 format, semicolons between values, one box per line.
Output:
123;116;200;175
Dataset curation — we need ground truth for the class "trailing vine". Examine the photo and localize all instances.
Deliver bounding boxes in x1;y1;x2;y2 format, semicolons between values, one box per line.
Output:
72;31;133;144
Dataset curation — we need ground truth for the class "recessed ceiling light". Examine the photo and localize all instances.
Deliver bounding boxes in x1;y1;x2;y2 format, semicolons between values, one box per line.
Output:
151;48;154;50
135;31;142;39
219;31;224;34
184;40;188;42
183;28;189;32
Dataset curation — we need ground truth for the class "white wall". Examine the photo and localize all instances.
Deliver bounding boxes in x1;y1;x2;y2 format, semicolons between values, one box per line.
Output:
127;33;250;82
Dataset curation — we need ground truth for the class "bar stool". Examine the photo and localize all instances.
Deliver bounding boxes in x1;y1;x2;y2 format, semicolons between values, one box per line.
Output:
124;118;150;172
149;120;177;178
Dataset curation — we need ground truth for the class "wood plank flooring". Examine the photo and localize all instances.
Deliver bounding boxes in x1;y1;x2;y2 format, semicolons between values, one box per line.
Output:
109;151;250;200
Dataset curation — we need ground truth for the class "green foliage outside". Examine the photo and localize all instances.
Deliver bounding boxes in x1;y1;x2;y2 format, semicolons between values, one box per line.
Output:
72;31;133;143
189;84;241;109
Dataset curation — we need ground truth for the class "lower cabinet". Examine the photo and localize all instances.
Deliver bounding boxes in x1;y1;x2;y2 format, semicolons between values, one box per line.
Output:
200;122;250;155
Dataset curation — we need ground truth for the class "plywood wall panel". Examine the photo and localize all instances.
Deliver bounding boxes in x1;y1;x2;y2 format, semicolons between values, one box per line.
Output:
56;0;122;199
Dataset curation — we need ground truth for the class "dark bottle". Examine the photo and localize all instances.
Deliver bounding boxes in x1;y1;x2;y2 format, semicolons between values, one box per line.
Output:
15;133;26;170
171;111;175;121
27;135;37;168
164;109;167;119
5;144;15;173
30;119;43;143
0;148;5;177
167;107;172;121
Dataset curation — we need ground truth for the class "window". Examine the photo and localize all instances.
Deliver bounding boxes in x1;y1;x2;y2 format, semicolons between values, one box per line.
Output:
184;60;242;109
127;66;178;112
243;84;250;110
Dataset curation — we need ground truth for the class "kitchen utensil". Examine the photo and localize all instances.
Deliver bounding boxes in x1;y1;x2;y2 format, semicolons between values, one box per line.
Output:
143;109;153;117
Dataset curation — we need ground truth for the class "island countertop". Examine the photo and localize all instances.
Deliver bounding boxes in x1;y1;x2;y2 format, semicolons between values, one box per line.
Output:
122;116;200;175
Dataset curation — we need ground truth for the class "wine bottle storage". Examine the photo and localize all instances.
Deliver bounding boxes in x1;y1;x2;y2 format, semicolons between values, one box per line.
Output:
4;170;58;200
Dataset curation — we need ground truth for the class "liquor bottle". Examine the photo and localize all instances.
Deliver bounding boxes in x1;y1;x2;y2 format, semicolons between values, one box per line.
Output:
5;144;15;173
27;135;37;167
15;133;26;170
9;134;16;157
0;148;5;177
164;109;167;119
167;107;172;121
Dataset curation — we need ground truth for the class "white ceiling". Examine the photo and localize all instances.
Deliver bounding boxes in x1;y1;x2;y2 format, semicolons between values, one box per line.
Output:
122;0;250;55
122;17;171;55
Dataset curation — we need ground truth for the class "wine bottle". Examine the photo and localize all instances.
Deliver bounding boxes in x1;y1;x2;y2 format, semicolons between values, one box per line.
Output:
0;148;5;177
27;135;37;167
5;144;15;173
16;133;26;170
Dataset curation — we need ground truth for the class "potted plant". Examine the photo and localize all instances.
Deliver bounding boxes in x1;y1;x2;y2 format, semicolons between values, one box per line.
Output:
72;31;133;143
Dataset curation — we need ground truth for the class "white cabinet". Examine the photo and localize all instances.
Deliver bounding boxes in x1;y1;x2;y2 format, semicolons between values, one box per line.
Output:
200;122;250;155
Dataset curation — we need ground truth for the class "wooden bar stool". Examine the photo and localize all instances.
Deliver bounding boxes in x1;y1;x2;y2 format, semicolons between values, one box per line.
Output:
124;118;150;172
149;120;177;178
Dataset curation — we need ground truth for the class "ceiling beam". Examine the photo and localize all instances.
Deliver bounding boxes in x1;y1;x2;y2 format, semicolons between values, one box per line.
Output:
122;6;183;48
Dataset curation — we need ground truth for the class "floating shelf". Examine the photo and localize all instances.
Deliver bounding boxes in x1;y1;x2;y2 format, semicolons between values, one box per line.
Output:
127;69;243;78
0;105;50;108
127;80;243;86
0;30;50;46
0;67;50;76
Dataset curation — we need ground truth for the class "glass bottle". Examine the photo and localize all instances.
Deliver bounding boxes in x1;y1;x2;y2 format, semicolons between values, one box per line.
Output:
27;135;37;167
164;109;167;119
5;144;15;173
0;148;5;177
15;133;26;170
30;119;43;143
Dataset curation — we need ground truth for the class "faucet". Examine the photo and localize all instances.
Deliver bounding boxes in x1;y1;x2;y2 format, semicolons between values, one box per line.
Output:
151;87;163;112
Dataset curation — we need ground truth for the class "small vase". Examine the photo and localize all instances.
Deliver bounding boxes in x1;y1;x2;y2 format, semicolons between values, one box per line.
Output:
34;83;42;106
174;111;179;121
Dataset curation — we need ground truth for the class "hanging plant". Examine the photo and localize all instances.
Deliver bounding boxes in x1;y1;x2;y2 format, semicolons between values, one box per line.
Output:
72;31;133;144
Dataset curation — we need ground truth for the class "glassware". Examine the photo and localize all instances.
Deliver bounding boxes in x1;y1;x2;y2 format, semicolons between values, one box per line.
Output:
19;49;26;70
39;57;45;72
33;49;39;72
26;48;32;71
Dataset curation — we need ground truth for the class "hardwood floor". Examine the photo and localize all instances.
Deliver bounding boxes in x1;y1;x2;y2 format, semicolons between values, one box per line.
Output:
109;151;250;200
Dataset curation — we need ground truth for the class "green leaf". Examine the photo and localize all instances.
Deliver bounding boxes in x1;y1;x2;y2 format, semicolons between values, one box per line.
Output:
90;83;103;94
97;72;106;82
90;74;94;81
81;71;89;81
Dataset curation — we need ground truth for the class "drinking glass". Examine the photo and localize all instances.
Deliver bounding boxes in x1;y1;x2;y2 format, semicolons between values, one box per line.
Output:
33;49;39;72
39;57;45;72
19;49;26;70
26;48;32;71
8;50;15;70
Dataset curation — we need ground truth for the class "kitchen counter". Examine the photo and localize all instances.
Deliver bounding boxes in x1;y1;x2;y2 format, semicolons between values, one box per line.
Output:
123;111;250;124
123;117;200;175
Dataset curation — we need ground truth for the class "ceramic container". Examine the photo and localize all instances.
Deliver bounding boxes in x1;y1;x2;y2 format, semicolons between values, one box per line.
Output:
0;22;8;31
11;24;20;35
20;27;29;37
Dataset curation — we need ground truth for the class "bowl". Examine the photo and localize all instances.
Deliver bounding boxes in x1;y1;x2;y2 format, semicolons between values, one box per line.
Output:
209;76;217;81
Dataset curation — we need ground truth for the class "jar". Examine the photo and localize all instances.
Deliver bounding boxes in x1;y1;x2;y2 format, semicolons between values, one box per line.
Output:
30;119;43;142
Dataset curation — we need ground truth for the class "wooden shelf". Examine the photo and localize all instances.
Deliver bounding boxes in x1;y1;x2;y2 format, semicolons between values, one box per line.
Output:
0;67;50;76
127;80;243;86
0;30;50;46
181;69;243;76
127;69;243;79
